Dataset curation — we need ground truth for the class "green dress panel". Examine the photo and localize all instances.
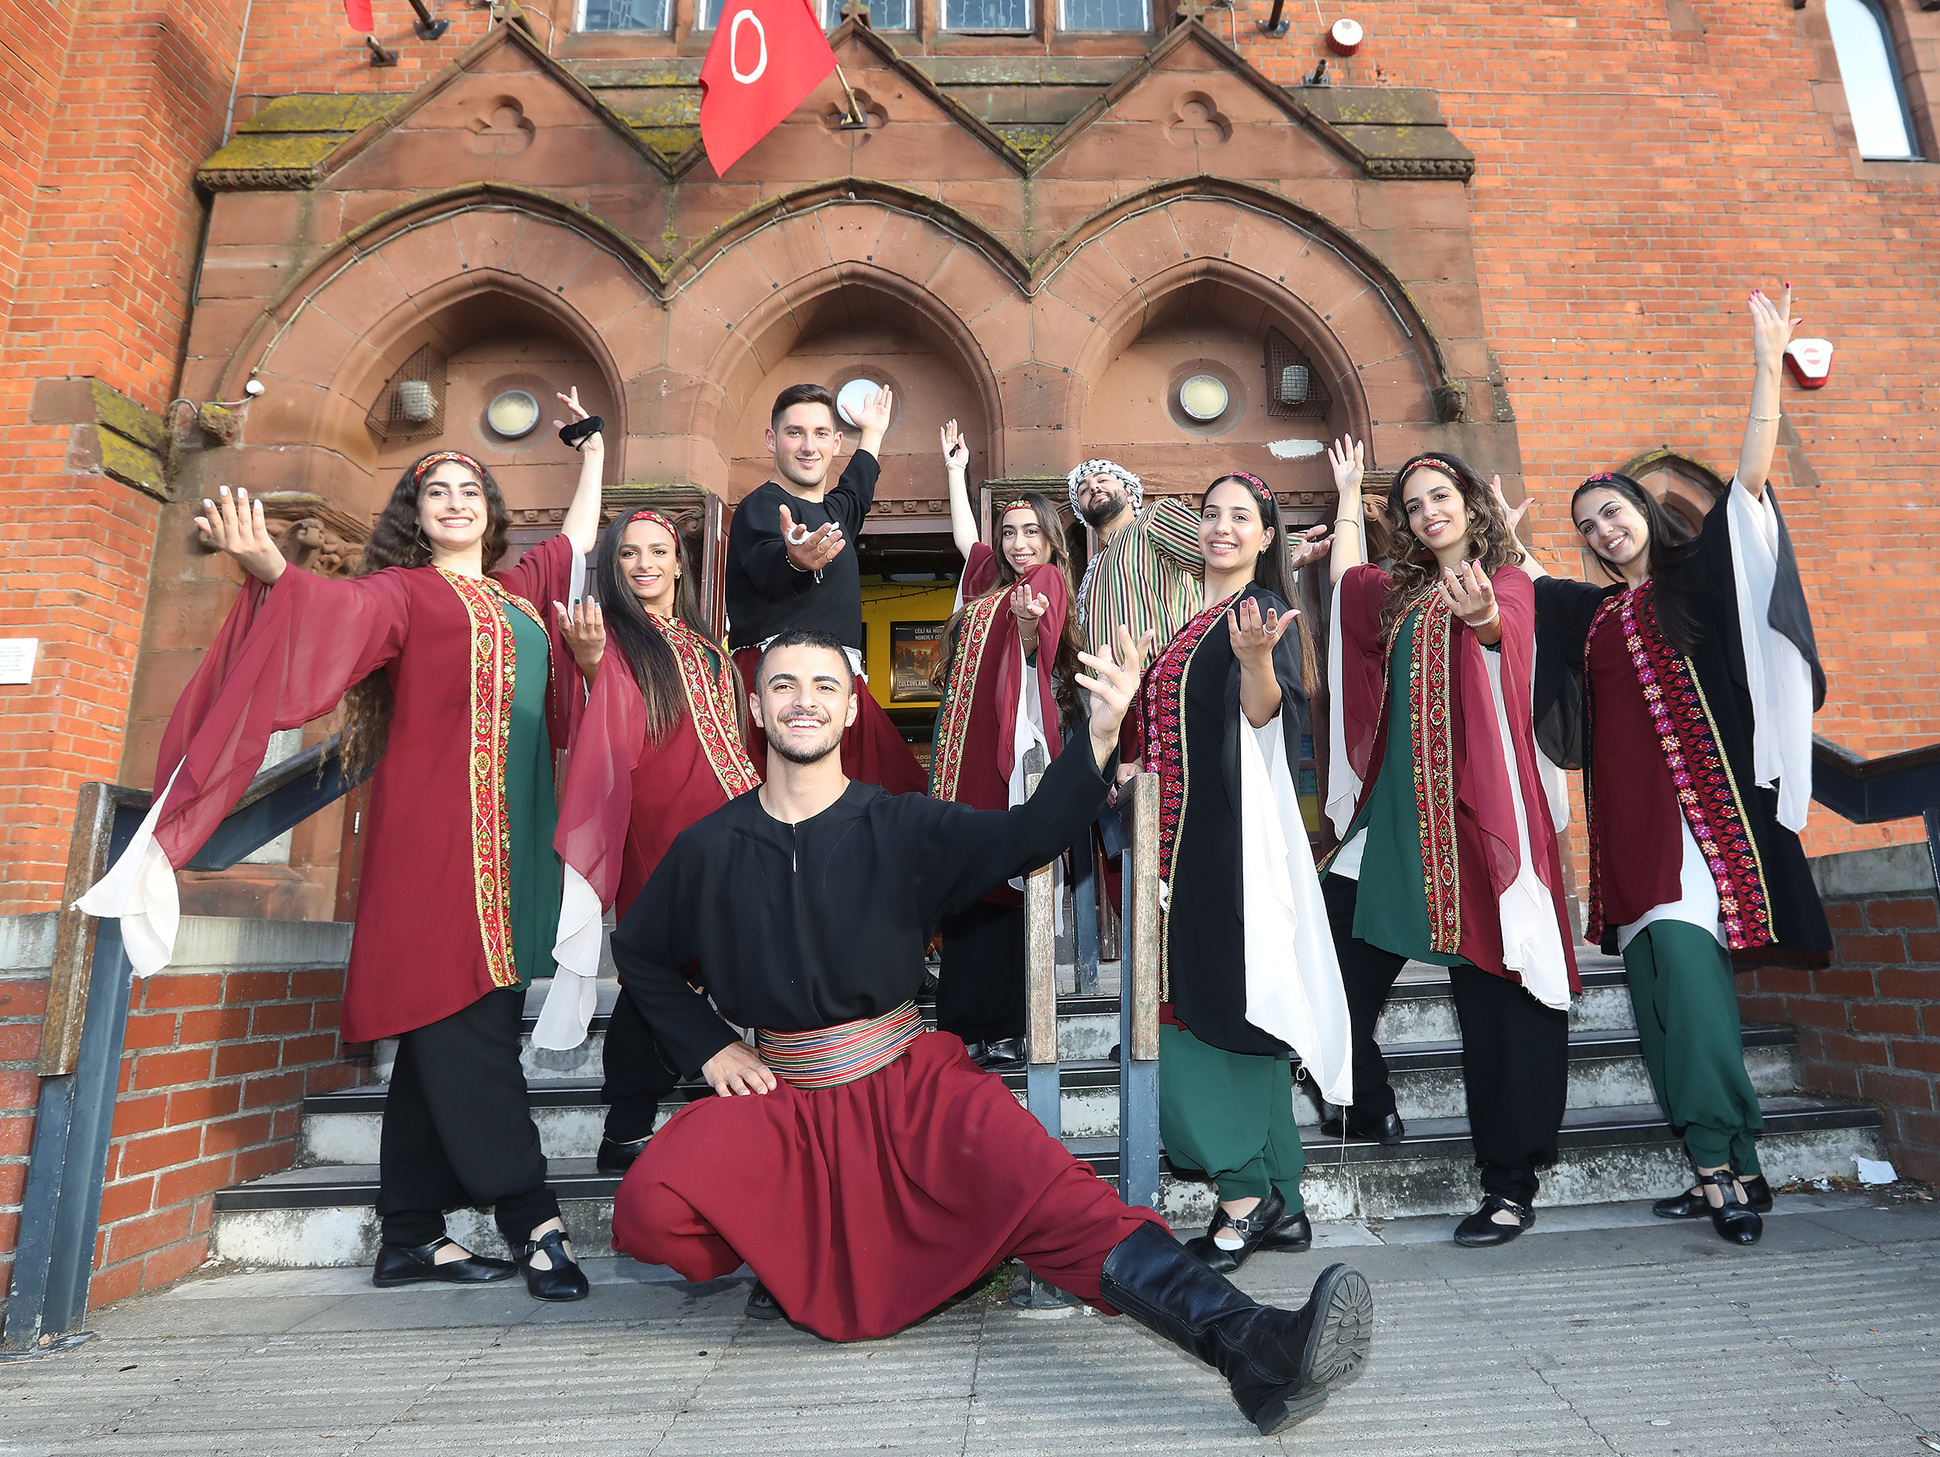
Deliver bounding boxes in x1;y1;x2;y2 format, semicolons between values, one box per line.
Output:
1330;605;1463;968
1159;1022;1308;1210
501;602;562;989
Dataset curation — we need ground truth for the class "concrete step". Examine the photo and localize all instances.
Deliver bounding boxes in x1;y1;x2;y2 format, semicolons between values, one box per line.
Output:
500;954;1639;1084
212;1095;1888;1268
301;1023;1804;1164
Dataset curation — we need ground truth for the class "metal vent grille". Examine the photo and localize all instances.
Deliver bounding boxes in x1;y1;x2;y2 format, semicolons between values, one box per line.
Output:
365;345;447;442
1263;328;1330;420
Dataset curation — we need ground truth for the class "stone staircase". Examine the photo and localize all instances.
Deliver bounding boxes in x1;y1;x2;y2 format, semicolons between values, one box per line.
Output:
211;953;1886;1265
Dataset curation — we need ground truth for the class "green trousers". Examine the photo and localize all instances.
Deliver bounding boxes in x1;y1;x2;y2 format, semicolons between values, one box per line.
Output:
1158;1022;1307;1211
1623;920;1764;1174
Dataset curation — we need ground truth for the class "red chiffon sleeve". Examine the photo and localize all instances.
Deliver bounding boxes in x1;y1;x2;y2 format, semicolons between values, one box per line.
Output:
152;567;412;867
553;644;648;909
1335;563;1391;788
962;542;999;600
493;533;584;754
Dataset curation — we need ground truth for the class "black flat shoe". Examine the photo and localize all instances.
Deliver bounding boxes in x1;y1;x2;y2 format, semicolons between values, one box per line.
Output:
516;1228;590;1302
1185;1187;1286;1274
1262;1207;1313;1253
1453;1195;1534;1247
746;1280;782;1321
1654;1173;1773;1218
371;1237;516;1288
975;1036;1026;1069
1317;1109;1406;1145
596;1133;651;1176
1696;1169;1763;1246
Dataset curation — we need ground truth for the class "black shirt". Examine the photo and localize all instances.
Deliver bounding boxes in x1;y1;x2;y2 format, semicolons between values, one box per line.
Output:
611;740;1112;1075
724;450;879;650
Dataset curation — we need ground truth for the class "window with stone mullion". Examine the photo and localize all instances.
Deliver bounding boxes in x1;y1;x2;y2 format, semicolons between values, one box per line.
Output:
579;0;671;31
942;0;1033;33
1059;0;1146;32
1825;0;1922;159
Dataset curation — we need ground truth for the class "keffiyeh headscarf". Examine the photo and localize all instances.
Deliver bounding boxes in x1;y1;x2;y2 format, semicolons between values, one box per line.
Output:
1066;459;1143;516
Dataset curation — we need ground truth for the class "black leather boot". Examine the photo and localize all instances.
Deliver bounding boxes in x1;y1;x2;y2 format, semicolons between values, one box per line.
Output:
1097;1223;1372;1436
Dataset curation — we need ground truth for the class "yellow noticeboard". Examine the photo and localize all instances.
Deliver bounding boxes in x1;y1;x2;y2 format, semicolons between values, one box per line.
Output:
859;579;959;710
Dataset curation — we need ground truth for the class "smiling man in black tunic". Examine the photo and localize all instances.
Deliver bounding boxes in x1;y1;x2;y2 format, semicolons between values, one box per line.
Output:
606;624;1374;1438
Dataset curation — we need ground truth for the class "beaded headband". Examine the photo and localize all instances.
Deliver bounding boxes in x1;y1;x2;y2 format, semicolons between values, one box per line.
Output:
413;450;484;484
1211;471;1275;511
626;509;681;539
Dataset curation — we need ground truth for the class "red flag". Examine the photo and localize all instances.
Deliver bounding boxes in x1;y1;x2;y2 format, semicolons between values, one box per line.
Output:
344;0;374;29
698;0;837;177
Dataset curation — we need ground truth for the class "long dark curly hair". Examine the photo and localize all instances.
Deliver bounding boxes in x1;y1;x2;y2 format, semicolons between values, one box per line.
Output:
945;491;1084;725
1569;471;1702;654
340;452;512;780
593;508;750;748
1378;451;1523;647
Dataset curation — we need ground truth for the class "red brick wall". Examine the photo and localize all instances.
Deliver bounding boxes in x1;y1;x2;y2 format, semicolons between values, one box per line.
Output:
89;951;367;1308
1739;862;1940;1183
0;928;52;1297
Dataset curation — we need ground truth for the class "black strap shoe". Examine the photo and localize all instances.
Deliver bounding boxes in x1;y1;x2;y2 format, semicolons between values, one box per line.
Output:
596;1133;651;1176
1697;1169;1764;1246
1184;1188;1287;1273
1262;1207;1313;1253
1453;1195;1535;1247
746;1280;783;1320
1099;1223;1372;1437
372;1237;516;1288
1655;1172;1773;1217
516;1227;591;1302
976;1036;1026;1069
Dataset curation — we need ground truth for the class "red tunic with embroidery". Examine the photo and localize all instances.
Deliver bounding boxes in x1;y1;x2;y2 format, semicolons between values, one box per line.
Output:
1584;606;1684;926
147;537;580;1043
555;616;763;920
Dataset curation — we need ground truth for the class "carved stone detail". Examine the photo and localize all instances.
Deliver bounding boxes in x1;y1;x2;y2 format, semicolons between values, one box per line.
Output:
196;492;371;579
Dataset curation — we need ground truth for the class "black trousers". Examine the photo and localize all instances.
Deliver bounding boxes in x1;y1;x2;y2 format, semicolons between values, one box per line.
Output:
601;990;682;1142
936;899;1027;1045
1323;874;1569;1206
376;987;560;1248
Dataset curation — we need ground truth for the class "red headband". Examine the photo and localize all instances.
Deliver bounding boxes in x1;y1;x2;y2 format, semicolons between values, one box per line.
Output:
414;450;484;484
627;509;680;538
1214;471;1274;510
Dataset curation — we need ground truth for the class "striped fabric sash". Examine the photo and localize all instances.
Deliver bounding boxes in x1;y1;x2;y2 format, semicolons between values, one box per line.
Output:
755;1002;925;1089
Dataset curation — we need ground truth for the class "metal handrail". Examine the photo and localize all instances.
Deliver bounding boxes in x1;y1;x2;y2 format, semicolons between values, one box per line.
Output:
1811;733;1940;885
4;736;366;1354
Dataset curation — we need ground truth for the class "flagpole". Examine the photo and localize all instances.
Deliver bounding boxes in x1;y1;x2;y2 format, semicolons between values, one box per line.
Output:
832;64;869;130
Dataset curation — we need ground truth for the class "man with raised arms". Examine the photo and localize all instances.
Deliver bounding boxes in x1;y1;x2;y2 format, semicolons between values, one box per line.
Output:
724;383;926;793
606;624;1373;1438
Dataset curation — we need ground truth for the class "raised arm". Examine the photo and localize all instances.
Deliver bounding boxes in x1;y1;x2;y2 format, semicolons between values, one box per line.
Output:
553;388;604;554
1491;473;1546;580
1144;495;1206;572
942;418;978;560
1736;284;1799;501
1327;436;1367;585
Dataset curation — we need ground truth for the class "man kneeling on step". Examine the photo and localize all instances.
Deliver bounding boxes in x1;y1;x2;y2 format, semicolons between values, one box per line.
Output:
606;626;1373;1437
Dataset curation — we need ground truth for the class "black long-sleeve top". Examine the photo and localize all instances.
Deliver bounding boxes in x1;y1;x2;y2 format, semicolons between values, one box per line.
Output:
724;450;879;650
611;739;1112;1075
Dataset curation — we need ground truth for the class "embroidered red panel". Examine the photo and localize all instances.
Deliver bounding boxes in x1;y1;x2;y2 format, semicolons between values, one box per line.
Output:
1408;596;1462;956
927;593;1002;803
1582;584;1773;949
662;616;760;799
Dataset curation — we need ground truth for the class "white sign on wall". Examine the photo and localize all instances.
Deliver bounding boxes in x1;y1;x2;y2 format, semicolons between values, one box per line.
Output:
0;639;39;685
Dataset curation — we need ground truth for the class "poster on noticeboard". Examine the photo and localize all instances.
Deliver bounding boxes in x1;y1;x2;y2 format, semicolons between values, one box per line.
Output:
890;621;947;702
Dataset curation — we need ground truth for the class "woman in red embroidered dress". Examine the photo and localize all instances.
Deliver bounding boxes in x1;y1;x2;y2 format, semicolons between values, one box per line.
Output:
929;419;1085;1066
1521;287;1830;1246
1118;473;1349;1275
80;397;606;1301
1320;441;1579;1247
536;507;761;1174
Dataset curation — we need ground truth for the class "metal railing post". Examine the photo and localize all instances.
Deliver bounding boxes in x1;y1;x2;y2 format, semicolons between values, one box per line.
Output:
1117;773;1162;1210
1071;836;1100;996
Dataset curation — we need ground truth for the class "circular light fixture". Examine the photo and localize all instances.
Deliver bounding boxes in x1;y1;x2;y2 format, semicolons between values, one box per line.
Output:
487;389;539;438
836;378;883;428
1178;375;1230;422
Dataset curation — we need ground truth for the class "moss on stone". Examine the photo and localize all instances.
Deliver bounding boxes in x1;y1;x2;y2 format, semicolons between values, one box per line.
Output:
199;134;343;176
237;94;407;134
90;379;164;453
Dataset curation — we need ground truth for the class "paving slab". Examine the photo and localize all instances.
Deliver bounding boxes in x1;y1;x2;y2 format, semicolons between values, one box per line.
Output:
2;1193;1936;1456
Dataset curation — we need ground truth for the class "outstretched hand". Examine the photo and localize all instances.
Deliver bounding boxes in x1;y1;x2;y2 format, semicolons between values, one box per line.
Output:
1227;595;1295;666
778;503;845;573
1327;435;1365;496
1437;559;1497;630
557;597;606;680
1286;522;1332;571
1009;581;1049;625
1750;283;1800;375
941;418;969;473
1077;623;1155;770
850;386;895;440
196;486;286;586
1489;473;1530;541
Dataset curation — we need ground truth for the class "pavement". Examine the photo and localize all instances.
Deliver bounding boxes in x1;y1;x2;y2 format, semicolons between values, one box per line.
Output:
3;1189;1938;1457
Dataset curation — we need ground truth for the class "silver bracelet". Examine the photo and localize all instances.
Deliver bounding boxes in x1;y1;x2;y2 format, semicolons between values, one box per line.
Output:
1749;412;1781;423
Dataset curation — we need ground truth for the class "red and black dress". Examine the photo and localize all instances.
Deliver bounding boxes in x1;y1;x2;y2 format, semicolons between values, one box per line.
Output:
1532;482;1829;1175
925;542;1069;1049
